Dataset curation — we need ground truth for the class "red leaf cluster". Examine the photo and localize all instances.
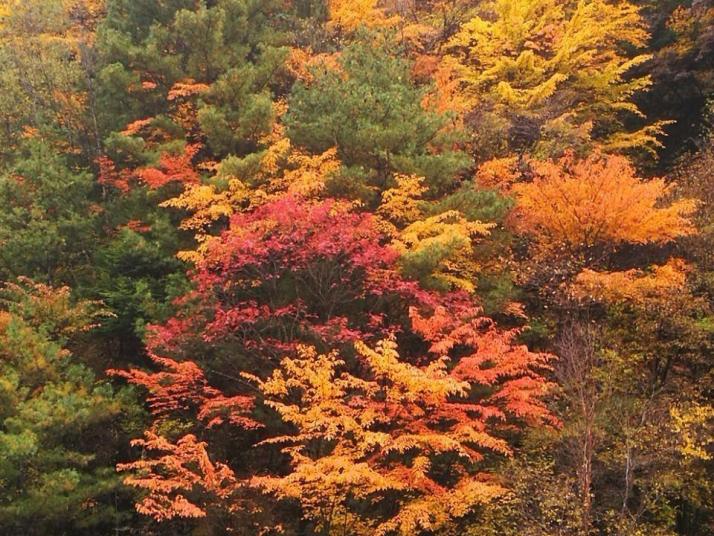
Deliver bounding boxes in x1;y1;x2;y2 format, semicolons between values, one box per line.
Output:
136;144;201;190
147;195;434;358
109;354;259;430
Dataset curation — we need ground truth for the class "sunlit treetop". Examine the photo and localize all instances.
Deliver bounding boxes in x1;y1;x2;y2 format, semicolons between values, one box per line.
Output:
327;0;397;31
445;0;668;158
512;152;697;252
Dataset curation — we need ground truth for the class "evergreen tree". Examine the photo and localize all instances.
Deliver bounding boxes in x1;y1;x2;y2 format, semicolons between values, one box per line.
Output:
0;280;143;535
285;37;471;201
0;141;97;284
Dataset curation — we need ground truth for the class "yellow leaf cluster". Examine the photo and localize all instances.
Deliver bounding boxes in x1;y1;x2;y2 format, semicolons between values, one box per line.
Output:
374;479;505;536
394;210;494;292
222;137;338;200
377;173;428;228
251;346;395;533
571;258;690;305
251;341;509;535
269;145;340;199
374;174;495;293
355;338;469;406
670;403;714;461
327;0;397;32
445;0;657;153
165;185;236;230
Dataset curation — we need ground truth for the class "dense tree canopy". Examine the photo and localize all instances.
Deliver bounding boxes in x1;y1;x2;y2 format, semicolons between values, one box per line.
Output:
0;1;712;535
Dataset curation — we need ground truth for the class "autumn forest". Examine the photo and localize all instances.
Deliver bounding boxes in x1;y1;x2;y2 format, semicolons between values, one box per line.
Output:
0;0;712;535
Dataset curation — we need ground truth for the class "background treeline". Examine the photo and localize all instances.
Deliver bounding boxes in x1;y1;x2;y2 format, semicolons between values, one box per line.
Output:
0;1;712;535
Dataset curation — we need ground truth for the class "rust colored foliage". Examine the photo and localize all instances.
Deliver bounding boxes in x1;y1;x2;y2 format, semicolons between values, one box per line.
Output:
136;143;201;190
410;305;556;425
109;355;259;521
96;143;201;194
117;432;239;521
96;155;132;194
118;303;554;528
167;79;210;101
109;354;259;430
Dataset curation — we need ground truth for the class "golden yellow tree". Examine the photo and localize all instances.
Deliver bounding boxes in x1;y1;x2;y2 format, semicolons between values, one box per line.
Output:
445;0;667;158
250;335;548;535
327;0;397;32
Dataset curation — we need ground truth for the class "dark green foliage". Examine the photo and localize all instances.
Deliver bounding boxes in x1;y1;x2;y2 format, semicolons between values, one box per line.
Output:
91;219;189;350
0;281;143;535
285;37;471;202
97;0;290;154
0;141;97;284
427;185;514;223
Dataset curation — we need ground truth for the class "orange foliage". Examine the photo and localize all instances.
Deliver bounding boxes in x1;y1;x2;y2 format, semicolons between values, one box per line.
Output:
121;118;153;136
284;47;313;82
409;305;557;425
247;302;555;533
96;155;132;194
136;144;201;189
571;258;690;305
117;432;239;521
99;144;202;193
513;152;697;251
121;219;151;234
475;156;521;191
167;79;210;101
420;58;471;121
109;353;259;429
327;0;397;31
412;54;440;81
285;47;343;83
250;341;514;534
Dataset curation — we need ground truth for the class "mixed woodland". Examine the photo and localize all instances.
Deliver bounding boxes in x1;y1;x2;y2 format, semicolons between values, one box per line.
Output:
0;1;713;534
